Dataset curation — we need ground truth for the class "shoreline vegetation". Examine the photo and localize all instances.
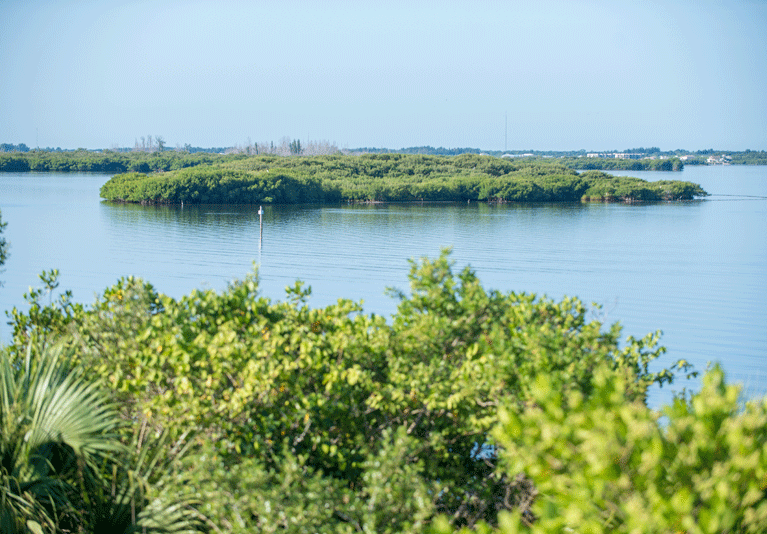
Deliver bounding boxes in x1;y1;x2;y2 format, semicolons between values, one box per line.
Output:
2;143;767;168
0;150;687;174
0;149;229;173
95;154;706;205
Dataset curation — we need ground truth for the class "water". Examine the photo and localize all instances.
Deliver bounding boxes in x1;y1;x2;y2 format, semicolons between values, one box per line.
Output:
1;165;765;407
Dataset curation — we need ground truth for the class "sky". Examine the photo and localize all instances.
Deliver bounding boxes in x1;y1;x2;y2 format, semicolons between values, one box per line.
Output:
1;0;765;152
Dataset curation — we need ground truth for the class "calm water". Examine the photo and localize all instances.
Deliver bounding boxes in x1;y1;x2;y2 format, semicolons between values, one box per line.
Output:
1;165;765;407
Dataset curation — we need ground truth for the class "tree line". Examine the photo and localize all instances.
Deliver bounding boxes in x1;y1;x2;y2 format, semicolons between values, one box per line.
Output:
5;146;767;174
0;149;231;173
557;156;684;171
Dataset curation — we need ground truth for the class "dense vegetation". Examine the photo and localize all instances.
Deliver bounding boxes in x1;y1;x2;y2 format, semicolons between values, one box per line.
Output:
348;146;767;165
99;154;706;204
3;144;766;164
0;149;233;173
3;250;766;533
730;150;767;165
556;156;684;171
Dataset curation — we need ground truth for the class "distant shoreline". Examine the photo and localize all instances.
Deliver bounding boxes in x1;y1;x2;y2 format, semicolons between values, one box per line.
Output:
1;147;764;174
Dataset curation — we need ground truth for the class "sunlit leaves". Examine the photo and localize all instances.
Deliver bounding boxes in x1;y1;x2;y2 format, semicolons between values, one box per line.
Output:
489;364;767;534
5;250;707;532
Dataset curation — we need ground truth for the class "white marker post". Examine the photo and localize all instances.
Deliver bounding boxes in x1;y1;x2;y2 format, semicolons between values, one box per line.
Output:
258;206;264;249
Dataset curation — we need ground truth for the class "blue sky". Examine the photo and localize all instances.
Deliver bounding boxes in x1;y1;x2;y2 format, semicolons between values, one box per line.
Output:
1;0;765;151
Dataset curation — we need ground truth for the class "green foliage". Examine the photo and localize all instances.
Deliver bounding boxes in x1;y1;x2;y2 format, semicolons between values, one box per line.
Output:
730;150;767;165
457;363;767;534
0;340;204;534
579;171;706;202
7;250;689;532
82;426;203;534
0;155;30;172
98;154;707;205
0;150;226;173
0;149;705;203
99;167;338;204
0;343;121;533
176;427;433;534
558;156;685;172
7;269;84;345
13;251;763;533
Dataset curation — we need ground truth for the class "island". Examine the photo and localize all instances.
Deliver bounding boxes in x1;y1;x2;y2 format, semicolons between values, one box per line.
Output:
98;154;707;204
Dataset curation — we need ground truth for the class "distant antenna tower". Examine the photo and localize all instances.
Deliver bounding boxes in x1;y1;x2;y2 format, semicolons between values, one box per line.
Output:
504;113;507;152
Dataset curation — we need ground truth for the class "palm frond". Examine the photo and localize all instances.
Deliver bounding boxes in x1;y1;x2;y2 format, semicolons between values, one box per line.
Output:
85;428;204;534
2;341;204;533
1;342;123;533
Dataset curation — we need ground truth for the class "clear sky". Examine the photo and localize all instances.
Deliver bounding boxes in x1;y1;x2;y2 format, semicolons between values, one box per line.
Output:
1;0;765;151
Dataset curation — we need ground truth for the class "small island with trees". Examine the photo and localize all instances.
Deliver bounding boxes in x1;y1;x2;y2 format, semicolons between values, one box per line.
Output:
96;153;706;205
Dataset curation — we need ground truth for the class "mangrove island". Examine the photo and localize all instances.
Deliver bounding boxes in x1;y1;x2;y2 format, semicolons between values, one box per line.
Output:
98;153;707;205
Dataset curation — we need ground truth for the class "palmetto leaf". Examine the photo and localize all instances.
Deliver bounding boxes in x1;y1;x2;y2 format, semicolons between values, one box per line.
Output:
85;427;204;534
1;342;123;533
2;341;205;533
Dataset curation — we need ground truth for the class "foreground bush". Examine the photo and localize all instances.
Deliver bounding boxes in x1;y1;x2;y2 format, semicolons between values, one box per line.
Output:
6;251;681;532
434;364;767;534
11;251;765;533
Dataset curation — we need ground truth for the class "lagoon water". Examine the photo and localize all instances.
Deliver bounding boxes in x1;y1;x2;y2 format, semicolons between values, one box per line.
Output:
1;165;765;407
